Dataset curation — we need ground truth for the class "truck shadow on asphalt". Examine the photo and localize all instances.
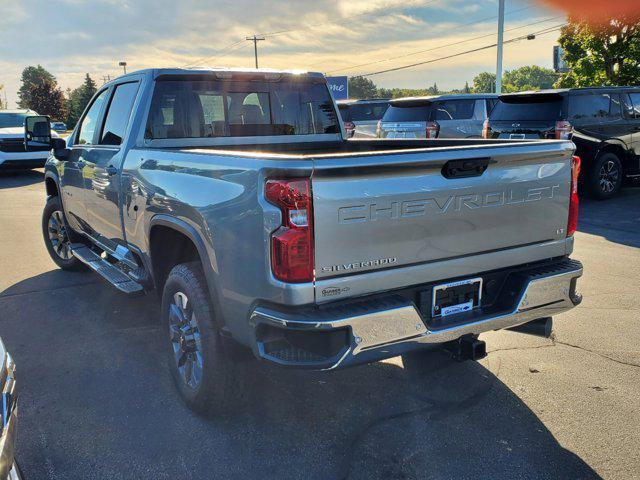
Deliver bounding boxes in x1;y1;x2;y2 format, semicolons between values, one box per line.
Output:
0;170;44;189
578;187;640;249
0;270;601;479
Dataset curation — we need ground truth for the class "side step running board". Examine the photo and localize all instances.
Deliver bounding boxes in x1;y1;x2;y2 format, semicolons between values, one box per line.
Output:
71;244;144;295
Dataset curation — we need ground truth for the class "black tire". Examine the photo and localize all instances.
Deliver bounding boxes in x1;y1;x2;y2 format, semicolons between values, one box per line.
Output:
587;152;623;200
162;262;249;416
42;196;85;271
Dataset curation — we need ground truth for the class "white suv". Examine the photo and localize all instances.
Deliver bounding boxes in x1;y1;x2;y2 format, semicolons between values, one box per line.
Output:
0;109;59;171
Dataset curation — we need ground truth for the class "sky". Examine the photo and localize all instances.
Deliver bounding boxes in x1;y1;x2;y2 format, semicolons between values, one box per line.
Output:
0;0;564;107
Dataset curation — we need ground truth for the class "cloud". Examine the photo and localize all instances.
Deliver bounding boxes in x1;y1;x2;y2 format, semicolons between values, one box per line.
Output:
0;0;560;106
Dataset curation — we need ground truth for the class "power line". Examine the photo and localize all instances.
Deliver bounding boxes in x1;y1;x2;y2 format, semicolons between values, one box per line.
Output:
325;15;564;75
183;0;443;68
183;39;246;68
358;24;566;77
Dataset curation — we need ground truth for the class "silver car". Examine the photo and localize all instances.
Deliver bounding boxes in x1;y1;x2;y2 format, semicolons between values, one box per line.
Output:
378;94;498;139
337;99;389;138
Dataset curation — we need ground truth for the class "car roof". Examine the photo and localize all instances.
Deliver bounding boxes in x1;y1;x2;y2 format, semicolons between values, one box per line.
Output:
337;98;390;105
104;68;326;87
0;109;36;114
390;93;498;106
499;86;640;100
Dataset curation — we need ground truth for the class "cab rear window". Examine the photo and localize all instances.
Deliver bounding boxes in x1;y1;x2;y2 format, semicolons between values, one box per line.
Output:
146;78;340;138
490;96;563;121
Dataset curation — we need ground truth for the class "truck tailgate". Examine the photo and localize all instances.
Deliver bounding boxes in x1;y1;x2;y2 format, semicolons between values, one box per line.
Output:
312;141;574;283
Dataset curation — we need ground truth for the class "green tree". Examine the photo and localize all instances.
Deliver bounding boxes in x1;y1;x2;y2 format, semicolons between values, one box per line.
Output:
66;74;97;128
27;79;68;120
426;82;439;95
18;65;56;108
463;81;471;94
503;65;557;92
0;85;6;109
472;72;496;93
348;76;378;99
556;15;640;87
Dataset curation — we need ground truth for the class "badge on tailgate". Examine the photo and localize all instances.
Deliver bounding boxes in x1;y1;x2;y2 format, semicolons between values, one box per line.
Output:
432;277;483;318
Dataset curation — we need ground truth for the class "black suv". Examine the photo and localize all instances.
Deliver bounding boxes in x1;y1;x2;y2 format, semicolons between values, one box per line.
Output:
484;87;640;199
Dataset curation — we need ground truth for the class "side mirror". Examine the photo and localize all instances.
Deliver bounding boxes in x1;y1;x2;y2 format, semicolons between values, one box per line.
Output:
52;137;70;160
24;116;52;151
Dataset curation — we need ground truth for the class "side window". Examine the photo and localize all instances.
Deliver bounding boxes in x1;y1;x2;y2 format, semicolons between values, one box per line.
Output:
623;93;640;119
100;82;140;145
433;100;475;121
569;93;620;121
77;89;108;145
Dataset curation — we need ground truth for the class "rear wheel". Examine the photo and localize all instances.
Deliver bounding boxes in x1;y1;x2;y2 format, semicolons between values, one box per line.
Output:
42;196;84;271
162;262;249;416
588;152;623;200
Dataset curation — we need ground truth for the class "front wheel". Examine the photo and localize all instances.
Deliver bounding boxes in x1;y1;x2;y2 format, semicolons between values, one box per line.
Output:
162;262;249;416
42;196;84;271
587;153;623;200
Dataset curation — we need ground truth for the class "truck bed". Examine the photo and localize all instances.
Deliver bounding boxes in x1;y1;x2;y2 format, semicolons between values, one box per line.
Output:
175;138;576;303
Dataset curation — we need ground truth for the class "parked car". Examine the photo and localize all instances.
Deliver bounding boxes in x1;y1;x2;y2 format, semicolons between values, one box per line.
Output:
377;94;498;139
0;109;59;171
51;121;68;133
483;87;640;199
0;338;21;479
29;69;582;415
337;99;389;138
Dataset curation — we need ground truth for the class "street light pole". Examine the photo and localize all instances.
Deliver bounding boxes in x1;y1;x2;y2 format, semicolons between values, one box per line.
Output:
119;61;127;75
245;35;265;69
495;0;505;94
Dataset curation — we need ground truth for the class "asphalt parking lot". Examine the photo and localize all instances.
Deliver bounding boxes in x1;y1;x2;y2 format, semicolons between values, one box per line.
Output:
0;170;638;480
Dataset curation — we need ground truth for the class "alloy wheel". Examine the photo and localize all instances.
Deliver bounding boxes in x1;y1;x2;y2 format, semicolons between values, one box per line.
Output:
599;160;620;194
47;210;72;260
169;291;203;390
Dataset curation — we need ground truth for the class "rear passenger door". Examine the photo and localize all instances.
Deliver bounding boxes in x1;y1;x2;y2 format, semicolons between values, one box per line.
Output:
81;79;141;246
63;88;110;232
433;99;479;138
622;92;640;173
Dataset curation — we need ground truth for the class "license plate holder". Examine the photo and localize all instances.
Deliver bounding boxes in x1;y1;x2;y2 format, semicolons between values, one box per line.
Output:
432;277;483;318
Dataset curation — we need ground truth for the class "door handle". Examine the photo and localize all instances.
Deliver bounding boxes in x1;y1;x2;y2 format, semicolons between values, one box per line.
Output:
441;157;492;179
106;165;118;176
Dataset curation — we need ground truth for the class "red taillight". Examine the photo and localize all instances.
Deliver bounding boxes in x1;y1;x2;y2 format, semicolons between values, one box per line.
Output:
567;155;581;237
426;121;440;139
265;178;314;283
482;119;491;139
555;120;573;140
344;121;355;138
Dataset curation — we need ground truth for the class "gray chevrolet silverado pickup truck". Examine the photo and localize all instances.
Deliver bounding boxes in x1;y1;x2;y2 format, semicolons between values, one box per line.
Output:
26;68;583;414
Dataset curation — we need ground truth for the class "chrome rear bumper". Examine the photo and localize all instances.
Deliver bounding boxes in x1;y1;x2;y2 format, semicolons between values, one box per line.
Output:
251;259;583;369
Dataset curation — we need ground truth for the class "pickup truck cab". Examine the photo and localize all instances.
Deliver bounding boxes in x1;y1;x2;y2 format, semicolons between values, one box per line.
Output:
28;69;583;414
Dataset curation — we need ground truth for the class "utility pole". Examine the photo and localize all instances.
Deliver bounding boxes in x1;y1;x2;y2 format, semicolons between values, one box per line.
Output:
245;35;265;69
495;0;505;94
